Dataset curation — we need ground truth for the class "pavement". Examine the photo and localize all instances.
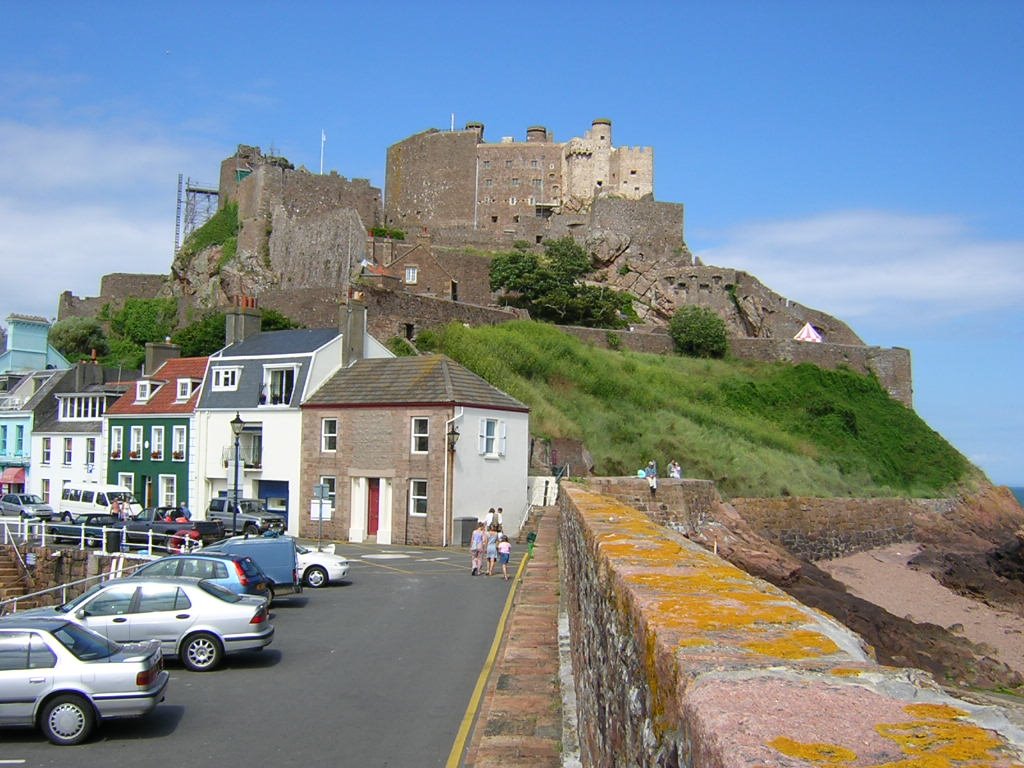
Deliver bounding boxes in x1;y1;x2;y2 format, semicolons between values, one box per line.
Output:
461;509;566;767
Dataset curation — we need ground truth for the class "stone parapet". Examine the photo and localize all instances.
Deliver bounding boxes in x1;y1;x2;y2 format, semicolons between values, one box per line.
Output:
559;482;1024;767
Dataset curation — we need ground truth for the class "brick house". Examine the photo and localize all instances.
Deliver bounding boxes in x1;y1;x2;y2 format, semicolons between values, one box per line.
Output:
299;355;529;547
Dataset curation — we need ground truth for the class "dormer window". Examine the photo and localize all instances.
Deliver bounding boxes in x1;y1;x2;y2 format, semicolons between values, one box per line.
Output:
176;378;194;401
212;367;241;392
260;365;298;406
136;381;153;403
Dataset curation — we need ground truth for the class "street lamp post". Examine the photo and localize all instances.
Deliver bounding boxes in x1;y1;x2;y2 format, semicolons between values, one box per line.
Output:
230;412;245;535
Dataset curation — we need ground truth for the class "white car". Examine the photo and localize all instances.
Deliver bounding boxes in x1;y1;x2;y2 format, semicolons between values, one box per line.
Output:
296;543;350;588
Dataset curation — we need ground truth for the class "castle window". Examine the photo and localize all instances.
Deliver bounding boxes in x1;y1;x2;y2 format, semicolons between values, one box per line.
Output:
505;160;512;168
596;180;603;187
490;215;498;223
531;159;538;168
532;178;541;188
508;197;517;206
511;177;519;185
405;266;419;285
630;169;637;175
513;215;520;223
482;160;490;168
484;178;493;187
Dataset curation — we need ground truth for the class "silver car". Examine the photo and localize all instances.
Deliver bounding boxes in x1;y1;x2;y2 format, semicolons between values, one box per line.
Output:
24;577;273;672
1;492;55;521
0;615;168;745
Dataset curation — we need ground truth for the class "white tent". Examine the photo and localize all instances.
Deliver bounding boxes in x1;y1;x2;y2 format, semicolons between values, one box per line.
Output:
794;322;823;343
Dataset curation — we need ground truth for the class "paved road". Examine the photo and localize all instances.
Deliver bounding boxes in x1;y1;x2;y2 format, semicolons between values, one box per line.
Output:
3;541;513;768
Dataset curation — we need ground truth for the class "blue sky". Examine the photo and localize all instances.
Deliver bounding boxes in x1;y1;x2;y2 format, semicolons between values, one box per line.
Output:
2;2;1021;484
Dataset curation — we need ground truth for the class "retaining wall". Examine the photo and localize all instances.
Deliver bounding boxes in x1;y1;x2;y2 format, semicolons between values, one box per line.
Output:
559;482;1024;767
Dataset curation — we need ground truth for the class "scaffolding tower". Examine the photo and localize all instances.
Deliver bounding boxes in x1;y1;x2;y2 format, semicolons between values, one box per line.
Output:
174;173;220;253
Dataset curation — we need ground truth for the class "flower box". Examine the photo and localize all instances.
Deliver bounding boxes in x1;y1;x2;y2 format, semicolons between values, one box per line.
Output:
172;451;185;460
110;451;122;460
129;450;140;459
151;452;162;460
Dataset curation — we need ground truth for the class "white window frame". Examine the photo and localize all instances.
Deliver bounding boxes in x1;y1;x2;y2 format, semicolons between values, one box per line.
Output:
172;425;186;461
118;473;134;493
411;417;429;454
212;367;241;392
62;437;73;466
85;438;96;467
404;266;418;285
58;395;106;421
409;479;428;517
176;379;193;401
261;364;299;406
129;426;143;460
135;381;152;403
319;475;336;507
41;436;51;465
41;478;50;506
321;419;338;452
478;417;507;458
150;425;164;460
110;426;123;460
158;474;176;508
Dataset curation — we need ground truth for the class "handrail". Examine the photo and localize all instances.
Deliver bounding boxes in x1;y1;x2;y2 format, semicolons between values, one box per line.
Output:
1;517;205;556
0;557;148;615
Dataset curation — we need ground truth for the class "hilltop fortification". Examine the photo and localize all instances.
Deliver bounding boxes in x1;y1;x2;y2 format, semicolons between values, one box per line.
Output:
57;117;913;405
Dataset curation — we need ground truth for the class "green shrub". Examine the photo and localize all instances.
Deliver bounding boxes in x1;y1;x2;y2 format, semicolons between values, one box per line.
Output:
179;202;239;260
668;305;728;358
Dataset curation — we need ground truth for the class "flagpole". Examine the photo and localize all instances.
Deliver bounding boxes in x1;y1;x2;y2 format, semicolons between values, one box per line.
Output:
320;129;326;174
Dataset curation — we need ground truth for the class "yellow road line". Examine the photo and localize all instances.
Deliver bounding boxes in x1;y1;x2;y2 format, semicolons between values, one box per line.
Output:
445;551;531;768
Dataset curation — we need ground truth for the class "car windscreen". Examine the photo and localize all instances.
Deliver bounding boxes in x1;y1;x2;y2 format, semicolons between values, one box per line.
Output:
53;622;120;660
198;580;242;603
20;494;44;504
108;491;138;504
58;582;108;613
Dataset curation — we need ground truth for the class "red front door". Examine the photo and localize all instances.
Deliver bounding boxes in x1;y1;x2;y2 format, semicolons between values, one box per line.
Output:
367;478;380;536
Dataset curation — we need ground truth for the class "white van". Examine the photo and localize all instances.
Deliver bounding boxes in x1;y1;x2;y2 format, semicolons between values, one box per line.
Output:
59;482;142;521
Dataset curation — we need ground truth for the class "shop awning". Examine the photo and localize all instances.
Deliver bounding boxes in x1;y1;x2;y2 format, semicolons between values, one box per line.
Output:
0;467;25;484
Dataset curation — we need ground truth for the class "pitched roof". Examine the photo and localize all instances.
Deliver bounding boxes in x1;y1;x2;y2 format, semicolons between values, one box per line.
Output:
216;328;339;358
305;355;528;412
107;356;208;415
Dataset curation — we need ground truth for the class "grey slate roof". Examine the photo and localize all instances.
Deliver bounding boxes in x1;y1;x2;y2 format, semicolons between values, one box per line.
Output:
217;328;339;357
305;355;528;412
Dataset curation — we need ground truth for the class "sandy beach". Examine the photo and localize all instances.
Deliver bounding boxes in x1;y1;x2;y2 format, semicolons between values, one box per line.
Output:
819;542;1024;678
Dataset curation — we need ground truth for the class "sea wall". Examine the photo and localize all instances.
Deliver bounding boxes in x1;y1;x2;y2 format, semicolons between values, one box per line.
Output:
730;496;953;561
559;482;1024;767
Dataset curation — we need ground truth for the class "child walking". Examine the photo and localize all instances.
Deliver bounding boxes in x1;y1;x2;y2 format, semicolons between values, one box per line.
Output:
498;534;512;581
469;521;486;575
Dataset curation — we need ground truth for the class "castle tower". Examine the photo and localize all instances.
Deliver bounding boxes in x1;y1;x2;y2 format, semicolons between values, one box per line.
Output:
526;125;549;143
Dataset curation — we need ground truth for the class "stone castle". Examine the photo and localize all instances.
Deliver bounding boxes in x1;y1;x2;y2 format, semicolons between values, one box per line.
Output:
57;117;913;405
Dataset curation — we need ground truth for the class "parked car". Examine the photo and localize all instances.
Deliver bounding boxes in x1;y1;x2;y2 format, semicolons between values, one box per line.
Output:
1;492;55;521
205;535;302;596
23;577;273;672
207;497;286;536
48;513;122;547
123;507;224;548
295;543;350;588
130;552;274;600
59;482;141;520
0;615;168;745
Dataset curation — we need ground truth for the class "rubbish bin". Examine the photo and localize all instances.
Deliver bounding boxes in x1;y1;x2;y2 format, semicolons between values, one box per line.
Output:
104;528;123;553
454;517;477;547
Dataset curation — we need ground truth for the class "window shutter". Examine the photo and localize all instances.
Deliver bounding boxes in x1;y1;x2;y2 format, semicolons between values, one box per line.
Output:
498;420;507;457
478;418;487;454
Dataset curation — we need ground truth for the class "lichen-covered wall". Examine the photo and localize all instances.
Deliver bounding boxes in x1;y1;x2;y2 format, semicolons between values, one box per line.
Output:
559;482;1024;767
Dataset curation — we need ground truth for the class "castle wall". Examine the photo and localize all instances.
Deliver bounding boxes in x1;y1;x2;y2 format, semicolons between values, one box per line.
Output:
57;274;167;321
385;129;479;231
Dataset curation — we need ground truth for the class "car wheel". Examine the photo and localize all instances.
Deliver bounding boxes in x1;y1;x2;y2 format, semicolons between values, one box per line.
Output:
181;631;224;672
40;693;95;746
304;565;329;588
243;523;259;536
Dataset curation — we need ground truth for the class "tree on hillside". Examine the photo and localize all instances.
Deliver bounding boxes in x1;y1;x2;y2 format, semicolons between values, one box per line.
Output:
668;305;729;358
489;237;636;328
48;317;109;361
171;307;304;358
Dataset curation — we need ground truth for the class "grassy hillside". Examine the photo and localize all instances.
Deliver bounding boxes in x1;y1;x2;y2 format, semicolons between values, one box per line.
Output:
416;321;978;499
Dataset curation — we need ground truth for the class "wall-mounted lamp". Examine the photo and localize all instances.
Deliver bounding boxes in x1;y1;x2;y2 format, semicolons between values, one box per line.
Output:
446;425;460;452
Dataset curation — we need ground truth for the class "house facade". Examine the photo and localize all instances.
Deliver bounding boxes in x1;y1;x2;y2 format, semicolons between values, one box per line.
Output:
105;355;208;510
193;302;391;535
0;369;64;495
300;355;529;547
29;363;140;510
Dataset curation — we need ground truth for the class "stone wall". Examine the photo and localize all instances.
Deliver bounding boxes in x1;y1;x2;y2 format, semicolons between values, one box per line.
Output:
559;482;1024;767
58;273;168;321
730;496;952;561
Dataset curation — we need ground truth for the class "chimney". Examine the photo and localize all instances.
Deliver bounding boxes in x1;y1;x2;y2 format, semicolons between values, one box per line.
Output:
341;299;367;368
74;360;103;390
225;296;262;345
144;340;181;375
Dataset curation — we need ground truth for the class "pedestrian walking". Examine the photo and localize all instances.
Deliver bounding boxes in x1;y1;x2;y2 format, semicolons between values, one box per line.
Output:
469;521;486;575
485;525;499;576
498;534;512;581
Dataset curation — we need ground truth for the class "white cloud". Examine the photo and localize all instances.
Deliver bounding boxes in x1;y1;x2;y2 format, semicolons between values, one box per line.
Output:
693;211;1024;326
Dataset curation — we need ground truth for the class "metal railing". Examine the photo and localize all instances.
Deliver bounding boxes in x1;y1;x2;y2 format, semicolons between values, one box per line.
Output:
0;556;147;616
1;517;203;556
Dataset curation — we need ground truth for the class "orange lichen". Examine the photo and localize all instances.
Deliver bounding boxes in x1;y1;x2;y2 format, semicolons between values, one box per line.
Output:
874;704;1008;767
829;668;864;678
742;629;841;660
769;736;858;765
